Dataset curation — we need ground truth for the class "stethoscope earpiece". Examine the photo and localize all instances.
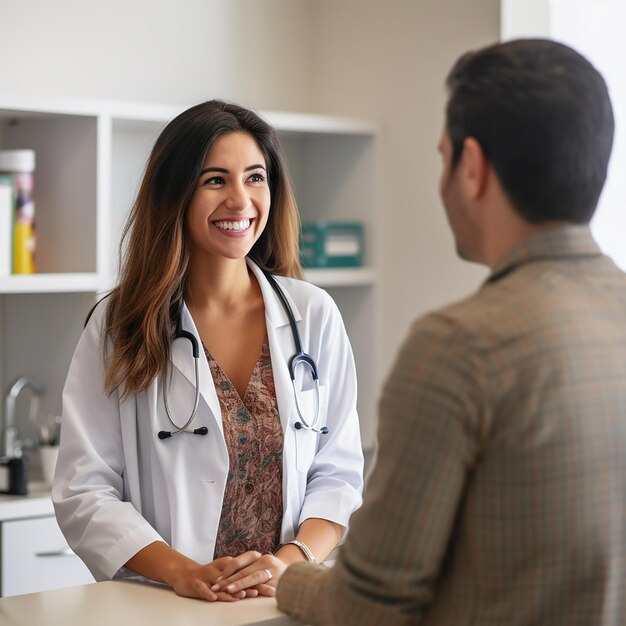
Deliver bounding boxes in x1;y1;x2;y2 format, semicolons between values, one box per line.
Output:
294;421;329;435
158;426;208;439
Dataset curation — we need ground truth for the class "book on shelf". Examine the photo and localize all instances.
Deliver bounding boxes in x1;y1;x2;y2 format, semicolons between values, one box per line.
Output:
0;176;13;277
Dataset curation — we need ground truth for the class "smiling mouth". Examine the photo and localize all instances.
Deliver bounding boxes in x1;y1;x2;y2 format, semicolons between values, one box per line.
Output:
212;218;253;232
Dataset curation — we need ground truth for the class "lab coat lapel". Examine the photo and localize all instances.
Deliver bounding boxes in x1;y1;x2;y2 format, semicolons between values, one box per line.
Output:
249;262;308;538
248;261;303;432
170;303;223;435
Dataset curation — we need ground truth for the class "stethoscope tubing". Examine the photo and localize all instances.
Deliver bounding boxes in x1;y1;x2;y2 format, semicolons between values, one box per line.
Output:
262;270;326;434
160;264;328;439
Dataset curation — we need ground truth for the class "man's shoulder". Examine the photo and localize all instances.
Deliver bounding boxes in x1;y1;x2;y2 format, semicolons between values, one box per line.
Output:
412;289;497;338
412;255;626;353
407;272;540;350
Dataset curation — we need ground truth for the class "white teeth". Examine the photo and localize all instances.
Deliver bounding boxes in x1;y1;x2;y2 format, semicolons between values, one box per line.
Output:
213;219;251;231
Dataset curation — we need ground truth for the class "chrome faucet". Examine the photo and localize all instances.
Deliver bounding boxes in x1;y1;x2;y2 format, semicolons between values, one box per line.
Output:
2;376;45;458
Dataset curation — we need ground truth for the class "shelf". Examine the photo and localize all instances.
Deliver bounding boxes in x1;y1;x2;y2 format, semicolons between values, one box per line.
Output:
0;269;375;293
0;96;378;136
107;103;378;136
304;267;376;287
264;111;378;136
0;273;101;294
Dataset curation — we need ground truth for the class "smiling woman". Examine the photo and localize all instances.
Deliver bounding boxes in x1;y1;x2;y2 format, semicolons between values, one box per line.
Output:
52;100;364;603
186;132;271;267
103;101;304;397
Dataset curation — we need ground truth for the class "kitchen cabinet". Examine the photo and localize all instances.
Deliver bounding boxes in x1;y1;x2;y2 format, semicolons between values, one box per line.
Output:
0;484;94;597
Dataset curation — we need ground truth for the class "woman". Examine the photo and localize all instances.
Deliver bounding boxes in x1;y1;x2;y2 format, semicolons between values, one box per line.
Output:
52;100;363;601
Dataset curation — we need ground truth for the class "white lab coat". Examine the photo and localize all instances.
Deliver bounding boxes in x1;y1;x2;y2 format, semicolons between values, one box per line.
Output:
52;262;363;582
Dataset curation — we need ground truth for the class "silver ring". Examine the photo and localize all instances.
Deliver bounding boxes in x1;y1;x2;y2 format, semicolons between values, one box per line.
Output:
263;568;273;581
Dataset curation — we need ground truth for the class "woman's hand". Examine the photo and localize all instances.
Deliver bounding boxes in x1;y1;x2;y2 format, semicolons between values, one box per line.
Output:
125;542;252;602
210;551;287;597
168;556;252;602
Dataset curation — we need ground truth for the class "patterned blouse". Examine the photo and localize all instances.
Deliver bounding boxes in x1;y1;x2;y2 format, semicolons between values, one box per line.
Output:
205;338;284;557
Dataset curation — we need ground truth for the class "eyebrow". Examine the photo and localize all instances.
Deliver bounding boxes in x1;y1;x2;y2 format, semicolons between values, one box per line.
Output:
199;164;267;176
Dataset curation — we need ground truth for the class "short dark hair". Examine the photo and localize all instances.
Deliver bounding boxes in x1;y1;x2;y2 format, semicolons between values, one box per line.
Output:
445;39;614;223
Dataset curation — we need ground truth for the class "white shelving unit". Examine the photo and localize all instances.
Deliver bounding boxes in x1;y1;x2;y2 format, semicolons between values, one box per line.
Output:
304;267;377;288
0;273;100;294
0;97;381;452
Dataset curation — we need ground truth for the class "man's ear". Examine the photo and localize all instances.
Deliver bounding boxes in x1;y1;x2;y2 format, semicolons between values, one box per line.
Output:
459;137;489;199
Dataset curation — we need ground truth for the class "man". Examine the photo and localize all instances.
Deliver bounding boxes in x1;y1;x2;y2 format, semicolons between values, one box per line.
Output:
275;39;626;625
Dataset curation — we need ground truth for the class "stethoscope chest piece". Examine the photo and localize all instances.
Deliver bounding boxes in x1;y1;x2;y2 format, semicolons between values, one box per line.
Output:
262;268;328;435
289;353;328;435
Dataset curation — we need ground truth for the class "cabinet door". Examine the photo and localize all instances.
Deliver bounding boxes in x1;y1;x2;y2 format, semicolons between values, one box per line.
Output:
1;515;94;597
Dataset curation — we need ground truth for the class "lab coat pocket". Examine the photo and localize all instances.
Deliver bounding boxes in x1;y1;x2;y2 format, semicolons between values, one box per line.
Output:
294;385;328;473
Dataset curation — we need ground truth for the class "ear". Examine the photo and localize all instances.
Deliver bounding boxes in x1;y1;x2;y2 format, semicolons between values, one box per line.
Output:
459;137;489;200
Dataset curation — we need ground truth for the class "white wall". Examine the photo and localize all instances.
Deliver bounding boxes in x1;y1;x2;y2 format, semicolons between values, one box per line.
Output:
306;0;498;374
0;0;313;111
500;0;626;272
501;0;550;38
551;0;626;272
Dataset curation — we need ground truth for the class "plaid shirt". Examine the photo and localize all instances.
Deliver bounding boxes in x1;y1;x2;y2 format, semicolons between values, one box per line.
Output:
277;225;626;625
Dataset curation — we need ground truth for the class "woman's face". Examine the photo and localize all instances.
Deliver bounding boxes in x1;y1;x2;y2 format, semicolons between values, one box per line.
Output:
186;131;270;263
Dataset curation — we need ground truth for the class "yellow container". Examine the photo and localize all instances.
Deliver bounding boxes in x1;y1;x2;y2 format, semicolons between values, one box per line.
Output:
13;221;35;274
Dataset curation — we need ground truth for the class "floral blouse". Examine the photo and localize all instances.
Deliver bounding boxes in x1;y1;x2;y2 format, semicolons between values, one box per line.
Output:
206;338;284;557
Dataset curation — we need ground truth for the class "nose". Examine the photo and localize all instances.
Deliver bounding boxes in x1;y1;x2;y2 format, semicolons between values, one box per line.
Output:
224;181;250;212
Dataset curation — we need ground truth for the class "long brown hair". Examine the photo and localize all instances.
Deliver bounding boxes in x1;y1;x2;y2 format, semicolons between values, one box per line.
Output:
103;100;303;397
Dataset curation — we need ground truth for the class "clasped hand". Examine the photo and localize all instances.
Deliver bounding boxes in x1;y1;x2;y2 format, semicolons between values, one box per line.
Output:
170;552;286;602
211;550;286;597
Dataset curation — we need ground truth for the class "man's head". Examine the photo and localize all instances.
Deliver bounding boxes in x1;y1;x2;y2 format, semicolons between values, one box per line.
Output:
443;39;614;227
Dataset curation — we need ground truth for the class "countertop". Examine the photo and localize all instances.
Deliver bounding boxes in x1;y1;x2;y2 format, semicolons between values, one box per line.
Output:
0;481;52;521
0;579;299;626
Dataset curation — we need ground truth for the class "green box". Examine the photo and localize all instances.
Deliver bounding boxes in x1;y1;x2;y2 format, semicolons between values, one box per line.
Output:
300;222;364;268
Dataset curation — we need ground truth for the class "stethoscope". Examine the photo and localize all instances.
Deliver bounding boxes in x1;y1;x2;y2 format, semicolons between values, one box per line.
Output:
158;268;329;439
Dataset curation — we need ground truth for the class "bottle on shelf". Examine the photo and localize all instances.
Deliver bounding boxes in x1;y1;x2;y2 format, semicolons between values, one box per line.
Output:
0;149;36;274
0;175;12;277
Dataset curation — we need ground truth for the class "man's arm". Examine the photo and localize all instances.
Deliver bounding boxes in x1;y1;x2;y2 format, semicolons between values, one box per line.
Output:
276;313;484;625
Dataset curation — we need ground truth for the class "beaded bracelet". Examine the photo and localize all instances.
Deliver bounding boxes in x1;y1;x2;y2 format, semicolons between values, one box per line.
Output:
275;539;317;563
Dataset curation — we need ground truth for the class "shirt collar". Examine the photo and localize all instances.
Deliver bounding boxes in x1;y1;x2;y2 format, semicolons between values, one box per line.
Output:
487;224;603;283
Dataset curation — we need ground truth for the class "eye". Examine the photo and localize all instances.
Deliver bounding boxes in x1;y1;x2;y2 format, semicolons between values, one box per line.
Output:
248;172;266;183
203;176;225;186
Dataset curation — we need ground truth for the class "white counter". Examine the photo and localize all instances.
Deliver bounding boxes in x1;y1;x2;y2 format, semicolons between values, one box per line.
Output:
0;580;299;626
0;481;52;522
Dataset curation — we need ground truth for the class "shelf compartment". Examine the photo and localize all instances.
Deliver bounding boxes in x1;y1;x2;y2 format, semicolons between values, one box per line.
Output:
1;113;98;274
